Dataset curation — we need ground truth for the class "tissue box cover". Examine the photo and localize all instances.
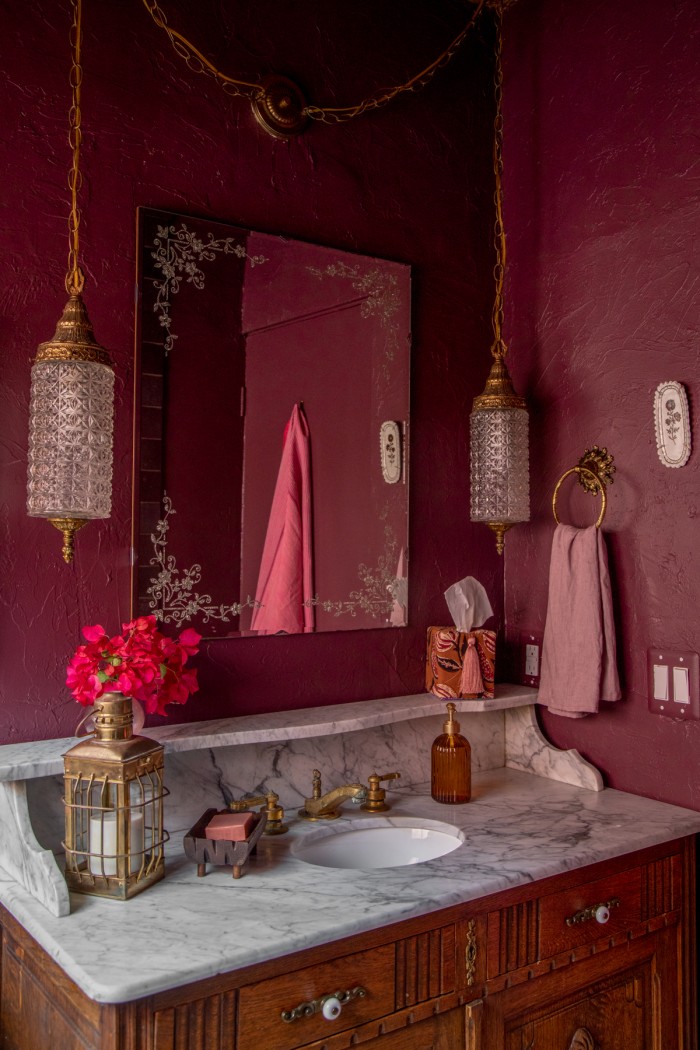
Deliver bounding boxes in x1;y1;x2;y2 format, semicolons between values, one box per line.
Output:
425;627;496;699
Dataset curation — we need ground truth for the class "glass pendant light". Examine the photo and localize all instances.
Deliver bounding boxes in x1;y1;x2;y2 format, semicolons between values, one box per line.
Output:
470;2;529;555
26;0;114;563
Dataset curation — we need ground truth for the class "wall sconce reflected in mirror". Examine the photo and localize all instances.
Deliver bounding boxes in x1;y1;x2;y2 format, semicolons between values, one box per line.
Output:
26;0;114;563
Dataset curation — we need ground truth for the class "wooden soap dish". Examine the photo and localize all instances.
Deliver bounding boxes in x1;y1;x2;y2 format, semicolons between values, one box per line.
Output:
183;808;266;879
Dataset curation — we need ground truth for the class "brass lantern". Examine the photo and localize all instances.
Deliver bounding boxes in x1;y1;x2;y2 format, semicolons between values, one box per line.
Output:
63;694;168;900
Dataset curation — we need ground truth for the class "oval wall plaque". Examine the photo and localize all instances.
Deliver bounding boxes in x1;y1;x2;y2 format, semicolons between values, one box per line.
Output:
380;421;403;484
654;381;691;468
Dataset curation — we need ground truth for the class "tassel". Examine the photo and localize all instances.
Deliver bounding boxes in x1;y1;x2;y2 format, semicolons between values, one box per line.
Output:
460;634;484;697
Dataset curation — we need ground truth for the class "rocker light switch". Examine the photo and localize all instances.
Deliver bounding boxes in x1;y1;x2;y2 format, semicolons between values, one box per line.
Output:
673;666;690;704
652;664;669;700
647;649;700;719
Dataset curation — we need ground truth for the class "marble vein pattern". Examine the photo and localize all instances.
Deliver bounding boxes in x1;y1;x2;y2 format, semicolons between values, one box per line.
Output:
2;767;700;1004
0;781;69;917
159;709;506;834
0;687;537;782
505;706;604;791
22;709;507;859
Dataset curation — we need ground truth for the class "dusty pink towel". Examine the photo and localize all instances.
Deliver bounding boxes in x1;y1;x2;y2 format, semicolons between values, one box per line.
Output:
250;404;314;635
538;525;621;718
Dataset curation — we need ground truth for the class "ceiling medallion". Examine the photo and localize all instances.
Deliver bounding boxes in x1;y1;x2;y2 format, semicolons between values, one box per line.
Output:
251;76;308;139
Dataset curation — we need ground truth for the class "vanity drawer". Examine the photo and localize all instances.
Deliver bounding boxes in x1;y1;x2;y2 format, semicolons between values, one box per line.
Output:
539;866;642;957
237;943;395;1050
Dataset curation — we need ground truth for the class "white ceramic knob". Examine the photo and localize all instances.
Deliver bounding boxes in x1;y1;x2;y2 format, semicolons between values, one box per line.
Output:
595;905;610;924
321;996;342;1021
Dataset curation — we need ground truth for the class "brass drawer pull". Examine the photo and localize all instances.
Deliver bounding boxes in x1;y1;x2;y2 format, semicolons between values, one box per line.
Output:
281;985;367;1023
565;897;620;927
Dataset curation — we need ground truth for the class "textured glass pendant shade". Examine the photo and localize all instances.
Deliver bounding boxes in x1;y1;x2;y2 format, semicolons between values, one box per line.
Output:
470;355;529;554
27;293;114;561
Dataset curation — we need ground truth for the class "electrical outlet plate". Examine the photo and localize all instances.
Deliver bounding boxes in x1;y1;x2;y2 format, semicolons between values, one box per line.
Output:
647;648;700;719
520;631;543;689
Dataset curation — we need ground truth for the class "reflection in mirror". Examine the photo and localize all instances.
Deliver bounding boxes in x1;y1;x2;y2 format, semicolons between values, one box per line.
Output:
134;209;411;639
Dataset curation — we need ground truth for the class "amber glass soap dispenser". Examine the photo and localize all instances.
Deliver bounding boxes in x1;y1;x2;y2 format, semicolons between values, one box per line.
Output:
431;702;471;804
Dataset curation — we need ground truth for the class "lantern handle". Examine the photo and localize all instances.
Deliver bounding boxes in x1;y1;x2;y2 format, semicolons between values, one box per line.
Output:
73;706;96;738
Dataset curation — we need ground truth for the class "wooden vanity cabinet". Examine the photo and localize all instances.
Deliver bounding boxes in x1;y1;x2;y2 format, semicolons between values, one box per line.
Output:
0;837;695;1050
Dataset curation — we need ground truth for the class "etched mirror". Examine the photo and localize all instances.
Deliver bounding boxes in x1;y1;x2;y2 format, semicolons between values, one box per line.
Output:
133;208;410;639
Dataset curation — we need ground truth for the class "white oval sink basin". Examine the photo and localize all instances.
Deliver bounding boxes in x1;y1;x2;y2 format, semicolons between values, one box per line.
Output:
292;818;464;870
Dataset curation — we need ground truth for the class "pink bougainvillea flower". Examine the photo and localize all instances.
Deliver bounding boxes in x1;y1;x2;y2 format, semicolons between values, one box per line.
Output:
66;616;201;719
177;627;202;656
82;624;107;644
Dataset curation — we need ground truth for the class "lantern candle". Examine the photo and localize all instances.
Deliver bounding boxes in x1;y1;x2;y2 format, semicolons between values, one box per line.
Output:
89;811;144;877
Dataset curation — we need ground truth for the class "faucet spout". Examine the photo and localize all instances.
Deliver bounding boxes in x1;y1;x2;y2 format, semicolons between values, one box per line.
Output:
298;773;368;820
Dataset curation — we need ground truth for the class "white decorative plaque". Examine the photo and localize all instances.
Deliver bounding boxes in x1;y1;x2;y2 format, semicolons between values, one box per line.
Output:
380;421;403;483
654;381;691;469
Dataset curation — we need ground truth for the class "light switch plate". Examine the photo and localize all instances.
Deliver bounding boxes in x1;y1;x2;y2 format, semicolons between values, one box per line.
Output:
520;631;543;689
647;648;700;719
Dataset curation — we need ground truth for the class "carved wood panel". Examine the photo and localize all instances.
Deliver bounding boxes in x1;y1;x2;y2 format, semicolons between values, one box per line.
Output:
641;853;679;921
504;968;649;1050
487;898;539;978
0;927;110;1050
395;925;455;1009
150;990;236;1050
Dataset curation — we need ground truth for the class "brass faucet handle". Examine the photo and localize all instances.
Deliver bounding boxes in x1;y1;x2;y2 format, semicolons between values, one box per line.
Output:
229;794;267;812
230;792;288;835
372;772;401;786
362;771;401;813
311;769;323;799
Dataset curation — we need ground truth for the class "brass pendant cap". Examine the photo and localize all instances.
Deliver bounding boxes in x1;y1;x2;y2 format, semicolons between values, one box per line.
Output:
472;355;526;411
34;294;112;366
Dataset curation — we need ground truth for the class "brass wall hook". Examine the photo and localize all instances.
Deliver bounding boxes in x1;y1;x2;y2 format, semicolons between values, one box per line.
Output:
552;446;615;528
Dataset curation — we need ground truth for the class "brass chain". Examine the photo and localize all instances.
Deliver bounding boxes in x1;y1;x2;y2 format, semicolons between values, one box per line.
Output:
66;0;85;295
140;0;262;101
490;3;506;360
140;0;487;123
306;1;487;124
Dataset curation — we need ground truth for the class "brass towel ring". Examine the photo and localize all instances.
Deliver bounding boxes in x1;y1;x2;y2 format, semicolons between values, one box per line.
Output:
551;446;615;528
552;467;606;527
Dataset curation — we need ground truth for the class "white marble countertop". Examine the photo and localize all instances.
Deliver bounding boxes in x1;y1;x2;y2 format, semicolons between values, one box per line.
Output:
1;766;699;1004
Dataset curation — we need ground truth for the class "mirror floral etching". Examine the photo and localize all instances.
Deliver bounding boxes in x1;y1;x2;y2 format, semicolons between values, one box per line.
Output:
149;223;268;353
134;209;411;639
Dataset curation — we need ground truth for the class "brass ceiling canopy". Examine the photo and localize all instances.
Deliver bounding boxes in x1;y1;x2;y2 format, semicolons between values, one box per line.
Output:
251;76;308;139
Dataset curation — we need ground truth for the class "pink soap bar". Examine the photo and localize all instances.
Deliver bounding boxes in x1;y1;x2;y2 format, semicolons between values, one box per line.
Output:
204;812;255;841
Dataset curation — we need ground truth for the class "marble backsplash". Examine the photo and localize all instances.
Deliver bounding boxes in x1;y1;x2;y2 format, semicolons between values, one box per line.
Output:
29;709;505;851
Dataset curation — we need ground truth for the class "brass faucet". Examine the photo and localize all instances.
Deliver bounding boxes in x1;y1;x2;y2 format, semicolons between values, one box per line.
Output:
297;770;368;821
229;791;288;834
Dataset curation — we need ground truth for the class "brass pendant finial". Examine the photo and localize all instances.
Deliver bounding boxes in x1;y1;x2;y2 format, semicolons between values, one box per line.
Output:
48;518;89;563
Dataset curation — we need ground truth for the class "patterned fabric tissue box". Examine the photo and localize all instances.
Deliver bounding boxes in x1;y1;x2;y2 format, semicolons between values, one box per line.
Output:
425;626;496;700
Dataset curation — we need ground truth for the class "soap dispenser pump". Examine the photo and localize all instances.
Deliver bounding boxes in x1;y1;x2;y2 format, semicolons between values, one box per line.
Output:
431;702;471;804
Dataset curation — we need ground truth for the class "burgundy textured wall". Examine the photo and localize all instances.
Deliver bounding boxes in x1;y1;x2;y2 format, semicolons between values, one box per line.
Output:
504;0;700;807
0;2;501;742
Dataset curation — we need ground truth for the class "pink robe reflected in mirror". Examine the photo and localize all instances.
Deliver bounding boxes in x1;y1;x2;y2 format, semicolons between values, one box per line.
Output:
250;404;314;634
